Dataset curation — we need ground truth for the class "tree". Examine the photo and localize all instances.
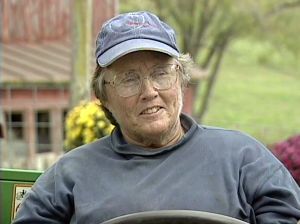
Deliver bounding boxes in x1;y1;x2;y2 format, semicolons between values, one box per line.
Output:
120;0;300;121
70;0;93;107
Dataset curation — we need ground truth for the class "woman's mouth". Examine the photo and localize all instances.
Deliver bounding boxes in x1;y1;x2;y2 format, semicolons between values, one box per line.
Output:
140;106;162;115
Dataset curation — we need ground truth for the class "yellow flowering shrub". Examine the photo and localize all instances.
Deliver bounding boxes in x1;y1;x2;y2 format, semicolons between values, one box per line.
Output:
64;101;114;151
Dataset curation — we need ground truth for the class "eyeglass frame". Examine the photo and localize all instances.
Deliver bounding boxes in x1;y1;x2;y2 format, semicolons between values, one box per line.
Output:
103;63;182;98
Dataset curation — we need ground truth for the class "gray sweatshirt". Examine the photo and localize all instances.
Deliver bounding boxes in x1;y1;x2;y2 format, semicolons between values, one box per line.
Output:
13;114;300;224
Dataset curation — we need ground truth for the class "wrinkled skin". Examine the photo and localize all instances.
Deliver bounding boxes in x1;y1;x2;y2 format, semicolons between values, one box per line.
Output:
103;51;184;149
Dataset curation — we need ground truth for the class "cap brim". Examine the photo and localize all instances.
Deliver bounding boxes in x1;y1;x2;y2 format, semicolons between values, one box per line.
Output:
97;39;179;67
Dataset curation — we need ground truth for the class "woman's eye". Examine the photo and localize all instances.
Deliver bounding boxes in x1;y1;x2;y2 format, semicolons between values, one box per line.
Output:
123;77;135;83
154;68;167;75
120;74;139;84
152;70;169;80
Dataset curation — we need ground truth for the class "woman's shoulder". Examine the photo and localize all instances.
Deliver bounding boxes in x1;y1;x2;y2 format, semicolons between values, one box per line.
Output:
47;136;113;173
198;124;257;143
64;135;112;157
196;124;274;159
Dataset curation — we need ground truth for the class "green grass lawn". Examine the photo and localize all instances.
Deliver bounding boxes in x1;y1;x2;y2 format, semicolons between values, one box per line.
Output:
200;52;300;146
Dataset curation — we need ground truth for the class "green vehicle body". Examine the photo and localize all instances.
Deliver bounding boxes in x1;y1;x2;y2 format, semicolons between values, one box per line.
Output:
0;168;42;224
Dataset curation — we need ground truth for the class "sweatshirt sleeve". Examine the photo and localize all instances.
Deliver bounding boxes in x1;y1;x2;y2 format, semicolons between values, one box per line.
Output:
252;165;300;224
238;138;300;224
12;160;74;224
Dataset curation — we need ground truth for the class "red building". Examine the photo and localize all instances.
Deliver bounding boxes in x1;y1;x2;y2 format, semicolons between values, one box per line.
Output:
0;0;117;169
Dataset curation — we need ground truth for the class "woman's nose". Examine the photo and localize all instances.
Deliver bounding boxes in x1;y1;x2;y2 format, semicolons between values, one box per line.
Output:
140;77;158;99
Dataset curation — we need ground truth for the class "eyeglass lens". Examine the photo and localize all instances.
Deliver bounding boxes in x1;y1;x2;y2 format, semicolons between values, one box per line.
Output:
115;64;178;97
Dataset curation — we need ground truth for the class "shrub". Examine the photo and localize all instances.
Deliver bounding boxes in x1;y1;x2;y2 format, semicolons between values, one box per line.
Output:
272;134;300;185
64;101;114;152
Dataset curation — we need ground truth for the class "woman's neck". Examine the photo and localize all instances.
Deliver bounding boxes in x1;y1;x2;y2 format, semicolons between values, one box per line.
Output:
122;121;185;150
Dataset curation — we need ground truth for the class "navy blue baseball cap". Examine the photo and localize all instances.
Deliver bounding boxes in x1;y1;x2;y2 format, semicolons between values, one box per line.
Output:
95;11;180;67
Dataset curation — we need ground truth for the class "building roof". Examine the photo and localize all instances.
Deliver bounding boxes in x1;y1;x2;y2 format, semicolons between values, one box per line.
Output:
0;41;207;86
0;41;73;85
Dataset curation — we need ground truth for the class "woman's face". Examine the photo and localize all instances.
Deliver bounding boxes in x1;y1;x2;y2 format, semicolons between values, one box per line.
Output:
103;51;183;148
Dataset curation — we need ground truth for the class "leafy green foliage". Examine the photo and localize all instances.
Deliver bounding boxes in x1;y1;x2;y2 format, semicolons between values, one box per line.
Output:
202;48;300;145
230;38;300;74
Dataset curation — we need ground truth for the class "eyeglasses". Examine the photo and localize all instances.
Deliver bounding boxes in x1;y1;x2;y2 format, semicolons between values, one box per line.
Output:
103;63;180;97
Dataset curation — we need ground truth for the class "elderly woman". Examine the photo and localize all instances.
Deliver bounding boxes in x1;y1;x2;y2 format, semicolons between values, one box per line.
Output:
13;11;300;224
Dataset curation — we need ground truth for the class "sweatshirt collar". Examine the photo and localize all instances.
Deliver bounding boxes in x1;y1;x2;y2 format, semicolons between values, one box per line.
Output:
110;113;199;156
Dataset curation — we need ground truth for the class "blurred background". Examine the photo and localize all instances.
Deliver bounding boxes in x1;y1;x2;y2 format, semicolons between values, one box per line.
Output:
0;0;299;178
